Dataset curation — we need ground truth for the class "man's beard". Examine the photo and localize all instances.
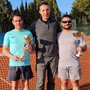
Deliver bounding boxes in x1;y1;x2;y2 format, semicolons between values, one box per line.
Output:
63;25;72;30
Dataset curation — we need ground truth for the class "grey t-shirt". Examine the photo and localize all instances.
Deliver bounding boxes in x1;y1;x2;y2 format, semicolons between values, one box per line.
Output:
57;30;86;66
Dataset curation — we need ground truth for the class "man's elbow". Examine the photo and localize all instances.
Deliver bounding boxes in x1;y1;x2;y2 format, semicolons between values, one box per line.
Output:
2;46;8;55
2;47;5;54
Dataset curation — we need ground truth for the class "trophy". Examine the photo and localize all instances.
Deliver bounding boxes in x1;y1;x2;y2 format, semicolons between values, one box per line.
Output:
19;35;33;61
73;32;83;57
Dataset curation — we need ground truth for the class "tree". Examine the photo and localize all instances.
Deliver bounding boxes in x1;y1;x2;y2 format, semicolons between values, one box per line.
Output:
71;0;90;23
0;0;61;32
27;2;39;24
0;0;13;32
49;0;61;20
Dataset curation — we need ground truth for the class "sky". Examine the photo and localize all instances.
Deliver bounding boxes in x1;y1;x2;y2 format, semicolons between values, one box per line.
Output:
8;0;75;14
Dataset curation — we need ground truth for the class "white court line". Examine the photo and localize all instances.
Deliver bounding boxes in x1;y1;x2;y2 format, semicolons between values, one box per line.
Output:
87;46;90;48
0;53;5;56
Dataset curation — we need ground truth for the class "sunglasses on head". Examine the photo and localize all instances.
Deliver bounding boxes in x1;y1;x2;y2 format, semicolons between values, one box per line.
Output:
61;20;72;23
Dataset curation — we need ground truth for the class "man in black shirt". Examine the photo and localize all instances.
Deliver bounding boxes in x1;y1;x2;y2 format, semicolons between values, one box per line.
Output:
30;2;61;90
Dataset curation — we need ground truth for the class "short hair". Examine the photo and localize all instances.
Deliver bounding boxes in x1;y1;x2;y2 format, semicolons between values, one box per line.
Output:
12;13;23;21
61;14;72;21
38;1;49;10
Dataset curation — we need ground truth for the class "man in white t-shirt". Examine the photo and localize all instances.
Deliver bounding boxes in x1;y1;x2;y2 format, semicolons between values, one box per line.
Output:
57;14;87;90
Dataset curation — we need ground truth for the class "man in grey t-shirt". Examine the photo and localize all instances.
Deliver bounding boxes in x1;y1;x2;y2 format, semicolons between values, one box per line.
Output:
57;14;87;90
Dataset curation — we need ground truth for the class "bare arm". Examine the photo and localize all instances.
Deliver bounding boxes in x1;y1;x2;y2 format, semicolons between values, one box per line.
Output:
24;44;36;52
2;46;19;61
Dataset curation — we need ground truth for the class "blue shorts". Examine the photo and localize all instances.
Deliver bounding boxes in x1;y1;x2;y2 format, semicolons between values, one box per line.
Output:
7;65;33;81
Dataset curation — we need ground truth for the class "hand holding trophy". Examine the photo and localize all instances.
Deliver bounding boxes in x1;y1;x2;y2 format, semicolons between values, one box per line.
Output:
20;35;33;61
73;32;83;57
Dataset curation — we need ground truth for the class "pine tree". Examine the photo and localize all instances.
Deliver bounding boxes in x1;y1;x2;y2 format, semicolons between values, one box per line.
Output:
0;0;13;32
71;0;90;23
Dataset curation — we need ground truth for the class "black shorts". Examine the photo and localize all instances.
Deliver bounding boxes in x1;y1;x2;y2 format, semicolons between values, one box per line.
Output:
7;65;33;81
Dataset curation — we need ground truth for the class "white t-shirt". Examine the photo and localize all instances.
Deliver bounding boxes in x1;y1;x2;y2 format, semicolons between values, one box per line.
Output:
57;30;86;67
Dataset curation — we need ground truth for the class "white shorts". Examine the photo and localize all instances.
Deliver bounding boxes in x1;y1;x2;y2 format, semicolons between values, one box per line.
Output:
58;66;82;80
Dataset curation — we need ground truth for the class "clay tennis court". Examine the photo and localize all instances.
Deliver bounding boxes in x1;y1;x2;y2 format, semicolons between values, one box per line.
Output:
0;36;90;90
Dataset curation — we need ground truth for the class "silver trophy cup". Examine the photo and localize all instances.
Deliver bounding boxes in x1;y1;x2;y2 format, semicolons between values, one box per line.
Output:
73;32;83;57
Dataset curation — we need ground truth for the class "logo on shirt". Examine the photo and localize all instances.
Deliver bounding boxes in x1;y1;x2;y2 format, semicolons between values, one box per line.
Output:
12;36;15;38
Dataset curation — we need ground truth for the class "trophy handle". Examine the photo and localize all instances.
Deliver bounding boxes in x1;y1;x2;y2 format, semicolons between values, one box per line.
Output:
76;51;83;57
19;50;25;61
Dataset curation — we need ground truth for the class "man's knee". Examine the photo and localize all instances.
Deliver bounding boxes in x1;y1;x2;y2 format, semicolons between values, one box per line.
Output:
71;80;79;87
